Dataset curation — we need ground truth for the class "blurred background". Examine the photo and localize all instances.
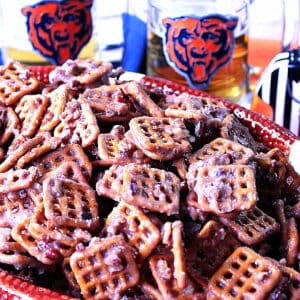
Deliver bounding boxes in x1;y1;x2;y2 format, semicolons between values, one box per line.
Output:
0;0;290;73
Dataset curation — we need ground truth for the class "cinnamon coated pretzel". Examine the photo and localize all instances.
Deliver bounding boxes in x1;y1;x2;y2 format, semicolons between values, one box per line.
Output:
104;201;161;261
15;94;49;137
0;106;19;146
34;144;92;180
69;236;139;300
0;61;39;106
187;164;258;214
208;247;282;299
122;163;181;215
128;116;193;161
189;137;254;166
219;206;280;246
42;176;99;230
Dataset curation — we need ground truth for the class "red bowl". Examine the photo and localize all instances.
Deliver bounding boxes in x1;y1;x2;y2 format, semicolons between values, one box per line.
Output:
0;65;297;299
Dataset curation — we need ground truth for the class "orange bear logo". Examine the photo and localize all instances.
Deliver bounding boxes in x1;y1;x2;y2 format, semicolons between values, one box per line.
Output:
22;0;93;65
163;15;238;89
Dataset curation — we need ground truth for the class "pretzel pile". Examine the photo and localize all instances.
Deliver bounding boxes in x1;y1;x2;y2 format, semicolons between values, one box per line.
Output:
0;59;299;300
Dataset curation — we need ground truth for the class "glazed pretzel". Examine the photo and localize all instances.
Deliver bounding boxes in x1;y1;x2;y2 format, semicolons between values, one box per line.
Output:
80;84;139;122
104;201;161;261
161;221;187;290
0;61;39;106
0;167;37;194
187;164;258;214
0;133;54;173
186;220;240;285
49;59;113;88
16;133;61;169
0;106;20;146
42;176;99;230
96;125;150;166
69;236;139;300
41;161;89;185
0;190;36;228
208;247;282;299
0;227;43;269
122;163;181;216
54;99;99;148
28;205;91;248
221;114;259;151
11;217;63;265
121;81;164;117
39;84;68;132
189;137;254;166
34;144;92;180
219;206;280;245
15;94;49;137
149;251;188;299
95;164;125;202
128;116;193;161
163;93;229;121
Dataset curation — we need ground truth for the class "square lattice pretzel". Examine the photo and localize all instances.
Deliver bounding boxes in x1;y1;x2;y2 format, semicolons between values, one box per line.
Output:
11;217;64;265
39;84;68;132
80;84;138;123
128;116;193;161
186;220;240;285
0;167;37;194
189;137;254;166
219;206;280;245
34;144;92;180
122;163;181;216
104;202;161;261
208;247;282;299
70;236;139;300
15;94;49;137
42;176;99;230
187;164;258;215
163;93;229;122
28;205;91;248
54;99;99;148
97;125;150;166
0;191;36;228
96;164;125;202
0;61;39;106
0;227;42;269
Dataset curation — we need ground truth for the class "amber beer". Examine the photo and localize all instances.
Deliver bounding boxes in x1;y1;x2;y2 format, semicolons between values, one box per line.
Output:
4;38;99;66
146;0;249;103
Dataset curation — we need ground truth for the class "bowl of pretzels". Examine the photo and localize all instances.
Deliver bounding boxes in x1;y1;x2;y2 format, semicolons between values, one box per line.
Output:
0;59;299;300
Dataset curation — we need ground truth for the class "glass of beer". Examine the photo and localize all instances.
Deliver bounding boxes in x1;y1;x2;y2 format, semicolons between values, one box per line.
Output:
0;0;100;65
147;0;249;102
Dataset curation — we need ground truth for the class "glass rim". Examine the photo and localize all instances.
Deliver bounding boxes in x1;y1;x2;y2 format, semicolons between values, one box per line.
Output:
148;0;249;11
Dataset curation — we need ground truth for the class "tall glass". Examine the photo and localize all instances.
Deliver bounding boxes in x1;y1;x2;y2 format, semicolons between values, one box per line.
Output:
147;0;249;102
0;0;100;65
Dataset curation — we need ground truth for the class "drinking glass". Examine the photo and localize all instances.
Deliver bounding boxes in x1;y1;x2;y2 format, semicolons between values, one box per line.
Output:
0;0;100;65
147;0;250;102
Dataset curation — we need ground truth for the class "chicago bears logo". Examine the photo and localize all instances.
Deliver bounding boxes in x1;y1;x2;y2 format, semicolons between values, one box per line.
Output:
163;15;238;89
22;0;93;65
